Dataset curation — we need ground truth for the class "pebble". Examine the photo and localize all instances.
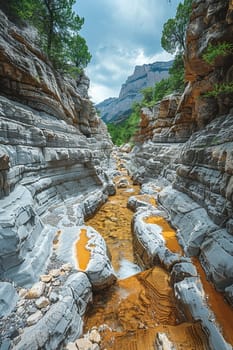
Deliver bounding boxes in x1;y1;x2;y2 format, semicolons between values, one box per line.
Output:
61;263;72;272
35;296;50;309
18;288;27;298
27;310;42;326
75;338;93;350
49;291;59;303
49;269;60;277
116;178;129;188
91;344;100;350
52;280;61;286
88;329;101;344
17;306;25;315
40;274;52;283
25;281;45;299
27;305;38;315
17;299;25;308
66;343;77;350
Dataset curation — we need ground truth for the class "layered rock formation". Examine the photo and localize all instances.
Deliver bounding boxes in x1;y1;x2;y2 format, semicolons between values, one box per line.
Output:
128;0;233;305
0;10;117;348
96;61;172;124
129;191;230;350
0;10;114;287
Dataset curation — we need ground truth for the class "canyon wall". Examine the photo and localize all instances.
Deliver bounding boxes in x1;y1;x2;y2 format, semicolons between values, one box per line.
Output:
96;61;172;124
129;0;233;300
0;10;113;287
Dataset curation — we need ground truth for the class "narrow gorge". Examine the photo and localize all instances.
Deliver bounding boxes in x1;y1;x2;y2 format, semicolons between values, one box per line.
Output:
0;1;233;350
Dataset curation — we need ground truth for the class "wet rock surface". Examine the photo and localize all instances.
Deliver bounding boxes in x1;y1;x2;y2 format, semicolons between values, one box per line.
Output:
1;1;233;349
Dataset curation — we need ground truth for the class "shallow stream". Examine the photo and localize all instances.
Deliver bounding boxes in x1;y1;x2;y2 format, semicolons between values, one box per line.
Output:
83;161;233;350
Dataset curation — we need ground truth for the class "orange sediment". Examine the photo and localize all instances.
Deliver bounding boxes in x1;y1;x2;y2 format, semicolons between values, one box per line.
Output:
84;267;209;350
87;174;140;272
75;228;91;270
144;216;183;255
146;216;233;345
193;257;233;345
84;160;232;349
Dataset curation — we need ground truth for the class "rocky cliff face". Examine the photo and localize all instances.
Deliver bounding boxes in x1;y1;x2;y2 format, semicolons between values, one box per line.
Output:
97;61;172;124
0;10;113;288
128;0;233;302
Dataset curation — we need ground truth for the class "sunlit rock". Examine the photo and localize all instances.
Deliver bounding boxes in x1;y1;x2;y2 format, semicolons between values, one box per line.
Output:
76;226;117;291
35;296;50;309
26;310;43;326
0;9;113;288
88;329;101;344
25;281;46;299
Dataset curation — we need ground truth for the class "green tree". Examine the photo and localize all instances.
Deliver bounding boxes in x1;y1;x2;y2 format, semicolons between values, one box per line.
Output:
107;103;141;146
161;0;192;54
9;0;91;74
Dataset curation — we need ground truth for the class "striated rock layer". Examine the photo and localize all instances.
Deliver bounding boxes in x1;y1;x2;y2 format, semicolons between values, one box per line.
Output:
96;61;172;124
128;0;233;303
0;9;117;350
0;10;113;288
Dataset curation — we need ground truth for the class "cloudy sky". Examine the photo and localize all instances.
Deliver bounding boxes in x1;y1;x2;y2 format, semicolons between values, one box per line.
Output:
74;0;180;103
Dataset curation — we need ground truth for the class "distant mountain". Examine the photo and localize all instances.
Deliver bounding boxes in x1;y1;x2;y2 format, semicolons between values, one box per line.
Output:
96;60;173;124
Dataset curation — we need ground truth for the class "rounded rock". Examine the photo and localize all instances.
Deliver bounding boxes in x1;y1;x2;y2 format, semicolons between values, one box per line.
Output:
26;310;42;326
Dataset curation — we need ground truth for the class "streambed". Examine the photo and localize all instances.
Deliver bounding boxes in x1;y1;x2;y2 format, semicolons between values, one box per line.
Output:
82;160;233;350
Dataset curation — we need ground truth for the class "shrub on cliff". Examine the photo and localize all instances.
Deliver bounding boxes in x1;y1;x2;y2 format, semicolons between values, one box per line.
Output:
3;0;91;75
161;0;192;54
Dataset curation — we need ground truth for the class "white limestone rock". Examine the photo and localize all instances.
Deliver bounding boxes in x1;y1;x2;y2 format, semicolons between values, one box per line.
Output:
155;332;176;350
80;226;117;291
14;272;92;350
159;186;233;295
174;277;231;350
88;329;101;344
75;338;93;350
158;186;218;256
65;343;78;350
0;282;18;316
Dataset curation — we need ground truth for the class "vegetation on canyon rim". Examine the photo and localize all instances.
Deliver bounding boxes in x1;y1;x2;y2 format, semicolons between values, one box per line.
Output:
202;42;233;98
0;0;91;75
107;0;192;146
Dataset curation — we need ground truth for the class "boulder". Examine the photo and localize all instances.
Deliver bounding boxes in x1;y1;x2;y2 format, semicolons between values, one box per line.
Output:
78;226;117;291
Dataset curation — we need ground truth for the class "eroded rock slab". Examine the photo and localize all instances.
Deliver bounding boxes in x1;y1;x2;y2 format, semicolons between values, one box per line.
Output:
14;272;92;350
159;186;233;295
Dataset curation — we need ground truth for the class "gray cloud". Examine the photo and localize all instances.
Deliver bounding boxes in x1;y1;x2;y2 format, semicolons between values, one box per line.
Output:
75;0;180;102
